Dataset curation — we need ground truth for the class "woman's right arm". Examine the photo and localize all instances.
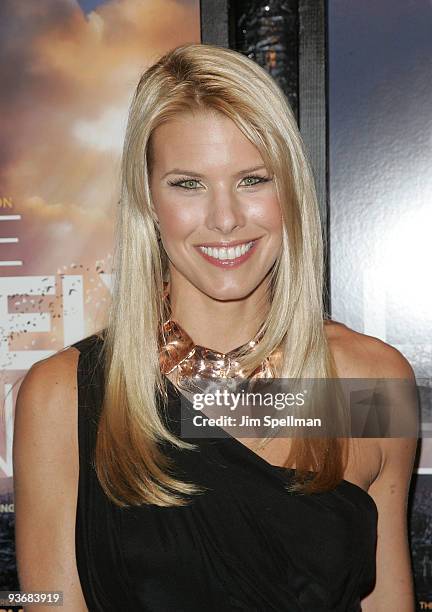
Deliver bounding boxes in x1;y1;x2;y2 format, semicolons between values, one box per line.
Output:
13;347;88;611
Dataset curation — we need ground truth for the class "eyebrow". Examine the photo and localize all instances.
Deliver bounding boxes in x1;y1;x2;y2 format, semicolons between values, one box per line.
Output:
161;164;267;179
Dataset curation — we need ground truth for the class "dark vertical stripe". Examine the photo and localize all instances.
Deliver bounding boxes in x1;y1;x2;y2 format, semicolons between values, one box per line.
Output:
298;0;330;312
200;0;230;47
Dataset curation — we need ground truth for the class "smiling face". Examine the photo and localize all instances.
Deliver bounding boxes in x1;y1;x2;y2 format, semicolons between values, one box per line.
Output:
148;109;283;303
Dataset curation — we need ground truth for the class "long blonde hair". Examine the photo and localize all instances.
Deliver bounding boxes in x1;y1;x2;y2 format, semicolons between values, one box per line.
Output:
96;43;348;507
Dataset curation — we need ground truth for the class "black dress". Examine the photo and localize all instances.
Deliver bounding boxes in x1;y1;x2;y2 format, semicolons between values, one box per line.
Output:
73;333;377;611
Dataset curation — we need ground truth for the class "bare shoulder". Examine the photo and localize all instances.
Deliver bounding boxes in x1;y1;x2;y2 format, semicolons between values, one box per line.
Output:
26;345;81;383
324;319;418;491
15;346;81;447
14;345;83;490
324;319;415;380
13;344;82;499
13;346;88;610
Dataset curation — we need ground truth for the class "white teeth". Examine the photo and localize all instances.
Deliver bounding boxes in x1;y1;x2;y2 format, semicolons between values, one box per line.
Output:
199;241;254;260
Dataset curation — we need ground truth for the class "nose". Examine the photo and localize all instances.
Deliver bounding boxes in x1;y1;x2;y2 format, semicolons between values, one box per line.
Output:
205;189;246;235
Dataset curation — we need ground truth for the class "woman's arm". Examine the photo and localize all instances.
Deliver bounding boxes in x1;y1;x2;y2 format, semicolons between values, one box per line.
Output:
13;348;88;611
361;345;418;611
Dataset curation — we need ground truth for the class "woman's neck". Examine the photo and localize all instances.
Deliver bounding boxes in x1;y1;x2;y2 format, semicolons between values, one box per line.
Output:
166;278;270;353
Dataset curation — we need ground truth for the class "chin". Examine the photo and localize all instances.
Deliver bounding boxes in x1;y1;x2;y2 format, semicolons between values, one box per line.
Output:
196;279;264;302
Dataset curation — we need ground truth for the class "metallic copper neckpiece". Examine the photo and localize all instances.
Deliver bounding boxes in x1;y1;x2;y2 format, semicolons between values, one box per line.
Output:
158;283;280;385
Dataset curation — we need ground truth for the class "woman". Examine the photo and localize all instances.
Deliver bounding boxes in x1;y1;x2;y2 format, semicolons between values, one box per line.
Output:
13;43;418;611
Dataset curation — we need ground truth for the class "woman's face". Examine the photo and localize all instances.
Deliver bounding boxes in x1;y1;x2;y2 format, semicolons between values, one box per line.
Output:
149;110;283;302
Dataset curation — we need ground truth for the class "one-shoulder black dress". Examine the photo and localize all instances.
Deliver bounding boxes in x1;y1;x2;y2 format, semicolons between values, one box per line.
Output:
73;333;378;611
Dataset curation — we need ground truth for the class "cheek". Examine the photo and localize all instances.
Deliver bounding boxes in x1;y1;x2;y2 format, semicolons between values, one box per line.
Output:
158;206;198;245
252;195;283;232
269;205;284;233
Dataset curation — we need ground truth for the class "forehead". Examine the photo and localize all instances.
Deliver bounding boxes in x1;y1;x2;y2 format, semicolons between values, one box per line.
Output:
149;110;264;171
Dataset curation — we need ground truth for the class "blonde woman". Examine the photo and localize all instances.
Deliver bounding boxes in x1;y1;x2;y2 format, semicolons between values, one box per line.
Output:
13;43;418;611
